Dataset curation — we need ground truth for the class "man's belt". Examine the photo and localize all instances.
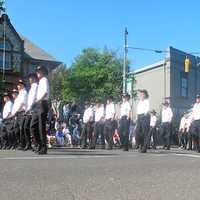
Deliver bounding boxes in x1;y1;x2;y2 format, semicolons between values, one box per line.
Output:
17;111;25;116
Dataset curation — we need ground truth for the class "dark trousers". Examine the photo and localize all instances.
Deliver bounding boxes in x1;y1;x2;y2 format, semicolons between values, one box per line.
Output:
189;120;200;151
135;114;150;151
1;122;8;148
149;127;157;148
10;117;18;147
81;122;93;148
30;101;49;151
12;117;20;147
104;119;115;149
119;116;130;150
24;114;32;147
178;129;188;149
92;121;105;148
1;118;16;148
16;112;26;148
161;122;171;148
187;125;194;150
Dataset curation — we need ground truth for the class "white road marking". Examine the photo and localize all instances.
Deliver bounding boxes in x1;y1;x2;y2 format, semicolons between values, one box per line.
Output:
0;155;119;160
0;153;140;160
175;153;200;158
1;151;200;160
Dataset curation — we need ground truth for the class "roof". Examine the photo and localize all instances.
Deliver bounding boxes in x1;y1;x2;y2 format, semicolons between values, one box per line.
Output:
130;60;165;75
21;35;59;62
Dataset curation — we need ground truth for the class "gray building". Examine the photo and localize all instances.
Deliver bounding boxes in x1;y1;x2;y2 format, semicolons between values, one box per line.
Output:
131;46;200;120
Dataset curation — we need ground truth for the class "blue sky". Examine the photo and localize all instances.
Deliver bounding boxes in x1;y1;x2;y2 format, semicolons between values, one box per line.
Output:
6;0;200;70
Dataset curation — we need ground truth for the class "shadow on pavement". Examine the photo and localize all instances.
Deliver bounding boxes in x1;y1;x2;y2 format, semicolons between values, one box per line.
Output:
47;148;118;156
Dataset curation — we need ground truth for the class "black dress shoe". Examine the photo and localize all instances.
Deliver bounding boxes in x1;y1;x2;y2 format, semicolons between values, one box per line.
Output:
33;146;41;153
141;147;147;153
38;148;47;155
11;146;16;150
123;148;129;151
2;145;7;150
17;146;24;151
38;150;47;155
166;146;170;150
135;145;139;149
24;145;32;151
6;145;12;150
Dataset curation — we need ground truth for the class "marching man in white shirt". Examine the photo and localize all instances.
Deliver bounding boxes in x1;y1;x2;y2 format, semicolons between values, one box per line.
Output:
149;110;157;149
10;89;19;149
135;90;150;153
1;92;13;149
23;73;38;151
11;80;28;150
178;112;188;149
186;110;193;150
161;101;173;150
190;95;200;152
104;96;116;150
91;100;105;149
30;66;50;155
81;101;94;149
119;94;131;151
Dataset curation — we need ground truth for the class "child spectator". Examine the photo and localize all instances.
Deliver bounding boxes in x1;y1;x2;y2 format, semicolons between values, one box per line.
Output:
62;123;72;146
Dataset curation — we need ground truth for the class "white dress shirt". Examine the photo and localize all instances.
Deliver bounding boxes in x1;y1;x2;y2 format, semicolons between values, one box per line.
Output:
95;105;104;122
120;101;131;118
192;103;200;121
136;99;149;115
186;114;193;132
83;107;94;123
3;100;13;119
37;77;50;101
105;103;115;120
150;115;157;127
27;83;38;111
12;89;27;116
162;107;173;123
179;116;186;131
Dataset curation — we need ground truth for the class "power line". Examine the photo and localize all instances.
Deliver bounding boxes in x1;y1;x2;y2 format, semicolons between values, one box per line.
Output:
127;46;200;56
127;46;168;54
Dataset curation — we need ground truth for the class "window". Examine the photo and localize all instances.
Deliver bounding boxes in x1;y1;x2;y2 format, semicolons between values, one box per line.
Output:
0;41;11;51
180;72;188;98
0;40;12;70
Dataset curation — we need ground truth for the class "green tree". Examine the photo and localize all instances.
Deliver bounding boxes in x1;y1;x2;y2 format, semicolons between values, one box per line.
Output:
49;63;68;101
48;64;68;118
63;48;126;103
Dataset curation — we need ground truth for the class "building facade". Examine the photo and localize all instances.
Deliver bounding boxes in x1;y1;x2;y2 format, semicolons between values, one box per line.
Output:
131;47;200;120
0;14;61;90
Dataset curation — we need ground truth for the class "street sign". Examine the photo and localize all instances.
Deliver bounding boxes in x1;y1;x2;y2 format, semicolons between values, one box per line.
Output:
126;77;132;96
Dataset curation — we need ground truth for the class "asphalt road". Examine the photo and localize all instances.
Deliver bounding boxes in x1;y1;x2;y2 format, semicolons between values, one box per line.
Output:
0;148;200;200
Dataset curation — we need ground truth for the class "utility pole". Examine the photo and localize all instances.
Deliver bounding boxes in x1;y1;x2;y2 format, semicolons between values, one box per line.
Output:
163;60;166;99
0;0;6;84
123;27;128;94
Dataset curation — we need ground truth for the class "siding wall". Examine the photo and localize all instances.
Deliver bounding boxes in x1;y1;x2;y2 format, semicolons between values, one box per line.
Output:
132;61;170;119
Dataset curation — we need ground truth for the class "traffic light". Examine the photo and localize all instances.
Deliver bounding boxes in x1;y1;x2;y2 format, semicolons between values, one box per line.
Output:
184;56;190;73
